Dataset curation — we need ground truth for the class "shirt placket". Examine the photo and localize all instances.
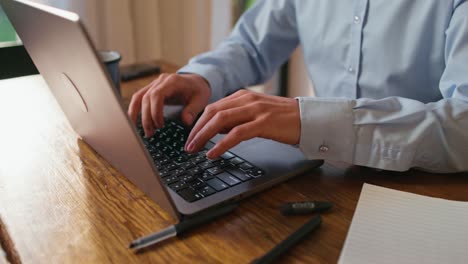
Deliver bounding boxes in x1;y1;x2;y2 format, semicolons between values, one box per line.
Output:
346;0;368;99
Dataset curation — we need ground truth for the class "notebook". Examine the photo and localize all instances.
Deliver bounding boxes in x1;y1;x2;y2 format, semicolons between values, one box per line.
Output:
339;183;468;264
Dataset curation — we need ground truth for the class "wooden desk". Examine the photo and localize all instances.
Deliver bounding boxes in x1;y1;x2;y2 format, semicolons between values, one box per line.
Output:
1;63;467;264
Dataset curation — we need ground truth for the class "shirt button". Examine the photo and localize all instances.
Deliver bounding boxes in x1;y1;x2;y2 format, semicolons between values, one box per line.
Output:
354;16;360;24
318;145;329;153
348;67;354;73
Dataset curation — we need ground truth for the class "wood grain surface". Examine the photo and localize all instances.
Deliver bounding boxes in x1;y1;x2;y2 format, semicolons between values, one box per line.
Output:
0;63;467;264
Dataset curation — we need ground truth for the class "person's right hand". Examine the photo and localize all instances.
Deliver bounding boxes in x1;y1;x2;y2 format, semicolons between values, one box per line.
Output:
127;73;211;137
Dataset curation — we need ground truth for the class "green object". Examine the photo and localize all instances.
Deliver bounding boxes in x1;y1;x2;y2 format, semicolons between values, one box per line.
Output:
245;0;256;10
0;6;17;42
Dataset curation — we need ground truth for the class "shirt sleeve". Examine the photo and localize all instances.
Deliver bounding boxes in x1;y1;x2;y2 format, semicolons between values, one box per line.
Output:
177;0;299;102
297;1;468;173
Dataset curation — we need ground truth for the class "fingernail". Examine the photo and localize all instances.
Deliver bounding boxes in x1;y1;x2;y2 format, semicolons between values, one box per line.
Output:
206;149;215;159
145;128;153;138
187;141;195;152
187;112;194;125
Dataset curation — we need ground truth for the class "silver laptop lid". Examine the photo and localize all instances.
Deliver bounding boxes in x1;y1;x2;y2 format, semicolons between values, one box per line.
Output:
1;0;180;220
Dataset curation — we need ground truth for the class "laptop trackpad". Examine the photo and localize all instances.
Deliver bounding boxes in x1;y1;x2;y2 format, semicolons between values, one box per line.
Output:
210;135;311;176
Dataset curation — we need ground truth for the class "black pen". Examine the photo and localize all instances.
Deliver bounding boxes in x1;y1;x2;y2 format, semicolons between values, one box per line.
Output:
129;203;238;251
280;201;333;215
252;215;322;264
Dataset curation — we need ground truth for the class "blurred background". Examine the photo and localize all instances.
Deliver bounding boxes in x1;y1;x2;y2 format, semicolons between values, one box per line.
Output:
0;0;313;97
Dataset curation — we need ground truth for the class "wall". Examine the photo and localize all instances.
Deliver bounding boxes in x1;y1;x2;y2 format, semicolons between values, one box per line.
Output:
27;0;313;96
159;0;213;67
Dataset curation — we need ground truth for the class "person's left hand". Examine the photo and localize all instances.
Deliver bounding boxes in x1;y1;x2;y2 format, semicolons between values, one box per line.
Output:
185;89;301;159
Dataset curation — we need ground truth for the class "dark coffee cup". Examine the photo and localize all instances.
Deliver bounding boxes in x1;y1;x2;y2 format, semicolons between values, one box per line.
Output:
99;50;121;96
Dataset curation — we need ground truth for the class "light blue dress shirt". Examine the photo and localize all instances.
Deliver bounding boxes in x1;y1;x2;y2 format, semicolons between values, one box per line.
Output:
179;0;468;172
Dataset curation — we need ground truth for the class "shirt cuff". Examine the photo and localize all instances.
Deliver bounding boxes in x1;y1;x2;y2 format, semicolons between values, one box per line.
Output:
177;63;225;103
297;97;356;163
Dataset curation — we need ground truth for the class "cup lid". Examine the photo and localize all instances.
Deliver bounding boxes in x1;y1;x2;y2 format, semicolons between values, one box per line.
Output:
98;50;121;63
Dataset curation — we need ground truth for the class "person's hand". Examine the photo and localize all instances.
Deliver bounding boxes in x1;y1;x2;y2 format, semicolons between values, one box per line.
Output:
185;89;301;159
128;73;211;137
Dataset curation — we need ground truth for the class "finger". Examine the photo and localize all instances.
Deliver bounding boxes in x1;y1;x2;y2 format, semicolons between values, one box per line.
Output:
141;92;154;137
186;107;253;153
150;89;165;129
128;75;167;124
206;121;259;159
144;75;171;131
216;89;249;104
127;85;150;124
151;74;184;128
181;93;207;126
185;95;250;149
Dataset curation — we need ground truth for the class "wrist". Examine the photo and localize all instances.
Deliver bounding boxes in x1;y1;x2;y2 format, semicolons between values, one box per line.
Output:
292;98;301;145
184;74;211;95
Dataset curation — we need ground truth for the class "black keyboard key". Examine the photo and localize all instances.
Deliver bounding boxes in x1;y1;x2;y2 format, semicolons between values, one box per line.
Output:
160;145;171;154
199;160;215;170
180;161;196;170
239;163;254;171
221;152;235;160
230;157;244;165
198;186;216;197
163;163;178;171
190;179;207;189
180;174;196;182
208;156;222;162
138;127;145;137
188;167;203;176
200;172;215;181
170;141;179;149
159;169;171;178
169;181;188;191
171;169;186;178
154;141;164;149
226;167;252;182
164;175;179;185
249;168;265;178
206;178;229;191
167;150;178;158
204;141;216;150
156;158;171;167
186;152;199;158
214;159;230;168
207;166;224;175
174;155;188;164
147;146;158;154
217;172;241;186
177;146;186;153
190;155;207;164
177;188;203;202
151;151;164;160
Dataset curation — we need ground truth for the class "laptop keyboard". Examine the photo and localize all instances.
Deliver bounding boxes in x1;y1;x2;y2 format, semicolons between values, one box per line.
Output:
137;119;264;202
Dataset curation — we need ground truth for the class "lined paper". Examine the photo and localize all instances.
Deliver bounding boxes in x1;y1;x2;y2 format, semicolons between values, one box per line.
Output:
339;184;468;264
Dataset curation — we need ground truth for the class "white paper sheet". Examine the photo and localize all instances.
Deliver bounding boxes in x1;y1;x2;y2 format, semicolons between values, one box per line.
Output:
339;183;468;264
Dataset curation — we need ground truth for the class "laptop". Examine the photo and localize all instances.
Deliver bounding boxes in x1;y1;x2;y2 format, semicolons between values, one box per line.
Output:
1;0;323;220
